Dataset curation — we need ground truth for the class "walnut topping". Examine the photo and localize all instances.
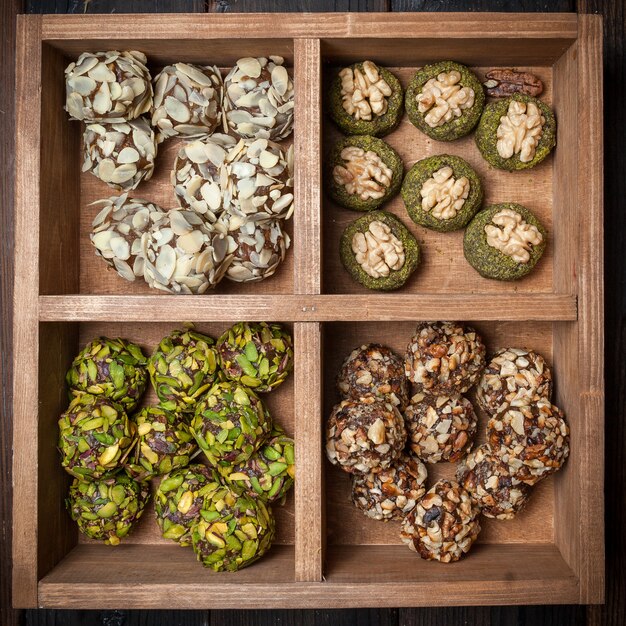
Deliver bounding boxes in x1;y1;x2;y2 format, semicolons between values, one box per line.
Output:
496;100;545;163
420;166;470;220
352;220;405;279
417;71;475;128
339;61;393;121
333;147;393;200
484;209;543;264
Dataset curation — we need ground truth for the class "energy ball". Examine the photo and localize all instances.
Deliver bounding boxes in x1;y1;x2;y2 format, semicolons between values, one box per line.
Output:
224;56;294;141
58;394;137;481
155;464;220;546
405;321;486;395
337;343;410;410
148;329;219;413
404;393;477;463
124;406;197;482
400;479;481;563
351;453;428;521
67;474;150;545
191;485;275;571
152;63;223;142
65;51;153;122
476;347;553;416
191;381;272;467
325;396;406;474
456;444;531;520
217;322;294;393
488;398;569;485
66;337;148;412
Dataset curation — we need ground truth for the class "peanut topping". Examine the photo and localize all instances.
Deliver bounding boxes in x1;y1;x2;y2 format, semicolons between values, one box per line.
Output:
420;166;470;220
496;100;545;163
484;209;543;264
417;71;475;128
352;220;405;279
339;61;393;121
333;146;393;200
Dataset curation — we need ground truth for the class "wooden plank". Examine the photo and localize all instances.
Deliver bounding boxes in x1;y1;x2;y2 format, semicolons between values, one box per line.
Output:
391;0;575;10
208;0;389;10
26;0;205;11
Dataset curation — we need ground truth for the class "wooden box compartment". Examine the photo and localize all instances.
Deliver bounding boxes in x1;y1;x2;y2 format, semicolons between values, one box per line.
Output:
14;13;603;609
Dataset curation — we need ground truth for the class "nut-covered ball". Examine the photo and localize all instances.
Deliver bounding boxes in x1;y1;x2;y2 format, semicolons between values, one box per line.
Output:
67;474;150;545
152;63;223;142
405;321;486;395
191;486;275;571
124;406;197;482
476;348;553;416
400;479;481;563
326;396;406;474
337;343;410;410
456;444;531;520
148;329;219;413
82;117;157;191
58;394;137;481
487;398;569;485
224;56;294;141
404;393;477;463
65;51;153;122
191;381;272;466
217;322;294;393
66;337;148;412
155;464;220;546
351;453;427;521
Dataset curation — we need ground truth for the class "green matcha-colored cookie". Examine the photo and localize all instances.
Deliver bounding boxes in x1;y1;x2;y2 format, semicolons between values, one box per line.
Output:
402;154;483;232
475;94;556;171
405;61;484;142
328;61;404;137
464;203;547;281
328;135;403;212
340;211;421;291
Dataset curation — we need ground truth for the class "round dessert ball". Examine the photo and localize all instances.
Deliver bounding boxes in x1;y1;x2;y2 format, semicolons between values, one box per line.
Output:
405;61;484;142
328;61;404;137
58;394;137;481
148;329;219;413
476;347;553;416
66;336;148;412
67;473;150;545
328;135;403;212
155;464;220;546
90;194;166;284
191;381;272;466
475;94;556;171
400;479;481;563
464;204;547;282
217;322;294;393
191;485;275;571
152;63;223;142
488;398;569;485
124;406;197;482
340;211;421;292
351;453;428;522
456;444;531;520
337;343;410;410
325;396;406;474
65;50;153;122
404;392;477;463
224;56;294;141
401;154;483;233
405;321;486;395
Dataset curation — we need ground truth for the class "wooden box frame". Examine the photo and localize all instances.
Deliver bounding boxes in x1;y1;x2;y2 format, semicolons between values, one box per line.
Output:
13;12;604;609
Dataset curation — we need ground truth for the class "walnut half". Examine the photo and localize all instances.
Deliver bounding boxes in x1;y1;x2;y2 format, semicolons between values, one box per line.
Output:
333;146;393;200
484;208;543;264
417;71;475;128
496;100;545;163
339;61;392;121
352;220;405;278
420;166;470;220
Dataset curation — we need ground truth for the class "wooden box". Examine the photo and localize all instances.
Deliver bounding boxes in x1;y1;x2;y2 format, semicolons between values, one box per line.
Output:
13;12;604;609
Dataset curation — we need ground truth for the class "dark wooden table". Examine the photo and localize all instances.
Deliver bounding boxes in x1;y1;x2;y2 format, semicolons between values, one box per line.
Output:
1;0;622;624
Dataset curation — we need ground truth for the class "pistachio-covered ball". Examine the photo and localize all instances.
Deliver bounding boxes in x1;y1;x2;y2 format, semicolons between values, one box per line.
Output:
58;394;137;481
191;485;275;571
124;406;197;482
223;430;295;503
217;322;293;392
148;329;219;413
154;464;220;546
66;337;148;412
67;473;150;545
191;381;272;467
